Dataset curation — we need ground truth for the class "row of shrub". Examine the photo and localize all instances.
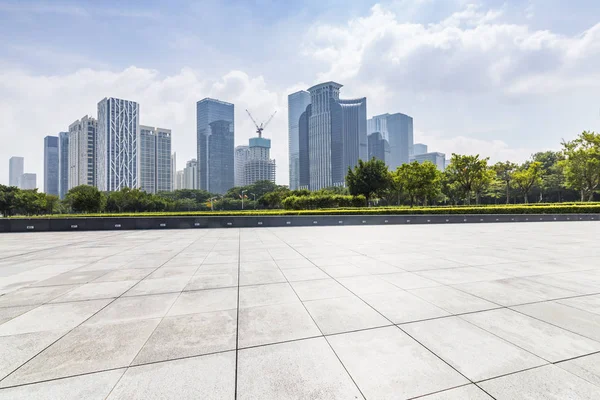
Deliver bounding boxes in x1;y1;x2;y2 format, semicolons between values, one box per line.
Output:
281;195;366;210
19;203;600;218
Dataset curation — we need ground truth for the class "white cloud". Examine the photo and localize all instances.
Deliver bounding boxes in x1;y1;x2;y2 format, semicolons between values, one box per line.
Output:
0;67;290;186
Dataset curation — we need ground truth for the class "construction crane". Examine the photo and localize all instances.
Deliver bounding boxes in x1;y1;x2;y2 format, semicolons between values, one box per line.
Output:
246;109;277;138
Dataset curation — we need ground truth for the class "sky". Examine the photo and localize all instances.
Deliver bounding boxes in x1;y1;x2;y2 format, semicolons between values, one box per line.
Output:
1;0;599;186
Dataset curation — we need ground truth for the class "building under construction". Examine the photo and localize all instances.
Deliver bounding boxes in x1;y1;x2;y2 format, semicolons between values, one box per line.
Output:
237;110;277;186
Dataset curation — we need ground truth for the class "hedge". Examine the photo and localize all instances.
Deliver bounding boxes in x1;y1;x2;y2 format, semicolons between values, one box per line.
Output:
282;195;366;210
9;203;600;219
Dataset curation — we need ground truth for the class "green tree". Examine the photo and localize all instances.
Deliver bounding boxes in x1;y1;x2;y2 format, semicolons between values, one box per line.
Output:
560;131;600;201
445;154;491;205
512;161;544;203
15;190;46;215
44;194;60;214
395;161;441;206
493;161;518;204
66;185;104;213
346;158;392;206
0;185;19;216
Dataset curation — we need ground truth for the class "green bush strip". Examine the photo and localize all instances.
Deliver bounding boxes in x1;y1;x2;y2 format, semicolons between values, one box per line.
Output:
10;204;600;219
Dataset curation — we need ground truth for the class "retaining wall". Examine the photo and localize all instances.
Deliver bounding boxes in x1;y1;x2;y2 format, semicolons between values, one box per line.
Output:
0;213;598;233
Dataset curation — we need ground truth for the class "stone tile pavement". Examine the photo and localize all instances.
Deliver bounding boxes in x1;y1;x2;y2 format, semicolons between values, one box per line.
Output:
0;222;600;399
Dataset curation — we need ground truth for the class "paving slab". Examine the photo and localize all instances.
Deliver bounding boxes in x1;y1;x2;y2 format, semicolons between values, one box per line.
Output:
327;326;468;399
133;310;237;365
362;289;450;324
290;279;352;301
462;308;600;362
557;353;600;387
0;319;159;387
402;316;547;381
0;369;125;400
85;293;179;325
107;352;236;400
238;302;320;348
168;287;237;316
409;285;499;314
480;365;600;399
303;296;390;335
50;281;138;302
237;337;363;399
239;283;299;308
419;385;494;399
0;285;79;307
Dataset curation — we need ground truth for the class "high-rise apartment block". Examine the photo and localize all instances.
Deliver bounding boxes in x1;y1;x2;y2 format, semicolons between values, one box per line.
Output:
413;143;428;156
18;173;37;190
234;146;249;187
68;116;97;190
295;82;367;190
368;113;413;170
413;152;446;171
58;132;69;198
288;91;311;190
237;138;276;187
368;132;390;165
197;98;234;194
97;97;140;192
9;156;24;187
43;136;59;196
140;125;172;193
183;159;198;190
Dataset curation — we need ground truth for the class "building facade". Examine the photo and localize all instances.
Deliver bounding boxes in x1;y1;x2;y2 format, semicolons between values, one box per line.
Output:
171;153;177;191
300;82;367;190
196;98;234;194
183;159;198;190
368;113;413;170
413;143;428;156
288;91;311;190
243;137;276;186
9;156;24;187
68;116;97;190
18;173;36;190
140;125;172;193
413;152;446;171
97;97;140;192
43;136;59;196
234;145;249;187
58;132;69;198
368;132;390;165
175;170;184;190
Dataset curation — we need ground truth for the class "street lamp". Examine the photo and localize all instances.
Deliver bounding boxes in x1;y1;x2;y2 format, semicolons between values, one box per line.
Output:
241;190;247;210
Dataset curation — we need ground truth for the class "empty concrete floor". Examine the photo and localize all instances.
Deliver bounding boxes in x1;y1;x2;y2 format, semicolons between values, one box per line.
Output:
1;222;600;399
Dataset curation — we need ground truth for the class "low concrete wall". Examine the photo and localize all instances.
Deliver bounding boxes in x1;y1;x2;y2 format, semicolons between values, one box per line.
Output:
0;213;598;233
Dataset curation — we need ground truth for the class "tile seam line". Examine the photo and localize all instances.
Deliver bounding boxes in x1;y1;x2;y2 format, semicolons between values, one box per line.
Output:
234;228;241;400
268;228;482;396
264;230;367;400
0;230;210;389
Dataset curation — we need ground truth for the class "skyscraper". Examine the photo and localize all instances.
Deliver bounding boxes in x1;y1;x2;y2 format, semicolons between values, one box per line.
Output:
368;113;414;169
413;143;428;156
9;156;24;187
58;132;69;199
176;170;184;190
97;97;140;192
196;98;234;194
43;136;59;196
171;152;177;191
140;125;172;193
183;159;197;190
18;173;37;190
234;145;249;187
288;91;311;190
368;132;390;165
238;138;276;186
68;116;97;190
413;152;446;171
301;82;367;190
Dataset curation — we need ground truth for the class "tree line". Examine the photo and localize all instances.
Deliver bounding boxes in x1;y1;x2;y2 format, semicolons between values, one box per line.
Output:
1;131;598;216
345;131;600;206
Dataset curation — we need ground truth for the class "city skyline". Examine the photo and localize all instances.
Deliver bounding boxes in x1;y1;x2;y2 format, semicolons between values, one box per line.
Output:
2;1;598;186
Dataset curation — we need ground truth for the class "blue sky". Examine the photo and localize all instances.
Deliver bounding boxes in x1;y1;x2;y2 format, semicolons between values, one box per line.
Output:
1;0;600;186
